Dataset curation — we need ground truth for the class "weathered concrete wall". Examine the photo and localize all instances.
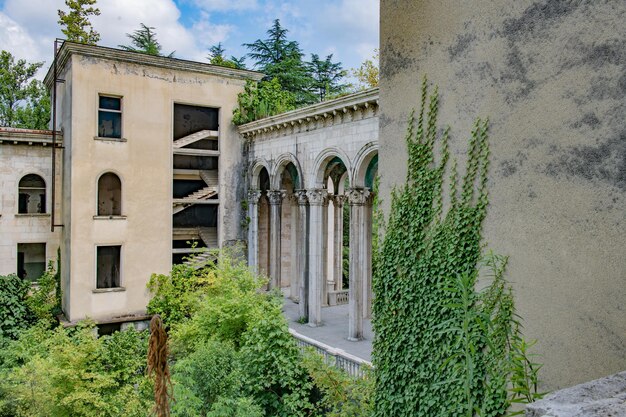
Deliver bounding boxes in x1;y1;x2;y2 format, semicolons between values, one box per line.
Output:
0;137;62;278
380;1;626;389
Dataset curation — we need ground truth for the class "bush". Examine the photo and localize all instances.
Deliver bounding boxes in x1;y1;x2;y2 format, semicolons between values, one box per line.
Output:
0;274;31;340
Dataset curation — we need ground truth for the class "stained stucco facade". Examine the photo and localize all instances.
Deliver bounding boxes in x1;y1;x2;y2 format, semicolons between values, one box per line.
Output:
379;1;626;389
39;42;262;323
0;129;62;279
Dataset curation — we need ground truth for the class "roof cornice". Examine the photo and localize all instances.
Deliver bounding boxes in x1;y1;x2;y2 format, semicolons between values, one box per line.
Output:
238;87;379;140
44;41;264;88
0;127;63;146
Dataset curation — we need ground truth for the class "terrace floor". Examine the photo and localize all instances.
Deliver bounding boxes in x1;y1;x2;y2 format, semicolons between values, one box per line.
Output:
282;295;373;361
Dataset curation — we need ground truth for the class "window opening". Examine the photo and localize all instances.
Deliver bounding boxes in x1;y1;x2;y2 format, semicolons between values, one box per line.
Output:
98;173;122;215
98;96;122;138
17;243;46;282
18;174;46;214
96;245;121;288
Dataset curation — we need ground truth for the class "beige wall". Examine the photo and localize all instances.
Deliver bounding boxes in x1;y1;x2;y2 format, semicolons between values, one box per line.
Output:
0;139;61;277
58;51;249;322
380;1;626;389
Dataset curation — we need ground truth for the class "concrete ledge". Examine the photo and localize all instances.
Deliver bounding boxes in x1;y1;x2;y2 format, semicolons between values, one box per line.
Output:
526;371;626;417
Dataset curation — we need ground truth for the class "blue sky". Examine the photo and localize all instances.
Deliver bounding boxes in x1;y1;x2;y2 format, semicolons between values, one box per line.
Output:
0;0;379;79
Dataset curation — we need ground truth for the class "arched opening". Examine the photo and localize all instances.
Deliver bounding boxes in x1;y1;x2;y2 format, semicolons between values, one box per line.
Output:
278;162;299;298
18;174;46;214
257;167;271;276
319;155;349;309
97;173;122;216
353;150;378;321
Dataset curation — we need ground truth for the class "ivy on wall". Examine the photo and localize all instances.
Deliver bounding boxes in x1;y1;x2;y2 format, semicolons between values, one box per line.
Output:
372;79;541;417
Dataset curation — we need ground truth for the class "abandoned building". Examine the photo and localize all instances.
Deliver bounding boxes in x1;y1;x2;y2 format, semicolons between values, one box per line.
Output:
2;0;625;394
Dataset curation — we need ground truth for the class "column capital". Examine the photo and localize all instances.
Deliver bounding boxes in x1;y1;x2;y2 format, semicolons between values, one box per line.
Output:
331;194;348;206
295;189;309;205
347;188;371;206
267;189;285;205
306;188;329;206
247;189;262;204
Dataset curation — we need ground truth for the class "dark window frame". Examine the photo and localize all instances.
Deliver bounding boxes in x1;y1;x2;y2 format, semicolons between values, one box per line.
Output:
97;95;122;139
97;172;122;216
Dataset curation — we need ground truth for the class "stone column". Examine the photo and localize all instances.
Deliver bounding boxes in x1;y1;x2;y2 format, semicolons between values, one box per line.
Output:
322;196;330;306
295;190;309;320
307;188;328;327
332;195;347;291
268;190;284;290
247;190;262;269
363;194;373;319
347;187;370;341
288;194;299;300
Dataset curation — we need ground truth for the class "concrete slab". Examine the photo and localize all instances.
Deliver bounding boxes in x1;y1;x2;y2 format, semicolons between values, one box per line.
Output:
282;296;373;361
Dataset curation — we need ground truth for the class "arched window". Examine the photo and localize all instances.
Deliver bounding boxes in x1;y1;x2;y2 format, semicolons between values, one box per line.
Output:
18;174;46;214
97;173;122;216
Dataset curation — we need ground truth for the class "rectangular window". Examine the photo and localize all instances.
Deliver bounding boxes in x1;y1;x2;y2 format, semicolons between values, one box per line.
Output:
98;96;122;138
96;245;121;288
17;243;46;282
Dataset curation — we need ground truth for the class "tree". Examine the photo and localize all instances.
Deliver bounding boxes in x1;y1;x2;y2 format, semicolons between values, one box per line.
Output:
207;43;247;70
244;19;315;105
0;50;50;129
58;0;101;45
232;78;296;125
351;49;379;89
119;24;174;58
307;53;348;101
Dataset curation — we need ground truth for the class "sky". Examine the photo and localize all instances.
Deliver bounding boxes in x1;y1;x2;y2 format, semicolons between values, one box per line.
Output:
0;0;379;79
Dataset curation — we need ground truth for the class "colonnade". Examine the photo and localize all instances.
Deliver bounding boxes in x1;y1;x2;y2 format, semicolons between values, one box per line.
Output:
247;186;374;341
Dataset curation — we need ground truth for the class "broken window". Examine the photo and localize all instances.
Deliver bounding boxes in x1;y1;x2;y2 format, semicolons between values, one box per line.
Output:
18;174;46;214
96;245;121;288
98;95;122;138
17;243;46;282
97;173;122;215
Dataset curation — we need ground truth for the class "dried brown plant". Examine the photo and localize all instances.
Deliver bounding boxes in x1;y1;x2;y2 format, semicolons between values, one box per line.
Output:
147;314;172;417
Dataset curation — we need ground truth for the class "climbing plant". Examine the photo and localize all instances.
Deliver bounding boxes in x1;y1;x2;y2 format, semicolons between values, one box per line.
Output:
372;78;541;417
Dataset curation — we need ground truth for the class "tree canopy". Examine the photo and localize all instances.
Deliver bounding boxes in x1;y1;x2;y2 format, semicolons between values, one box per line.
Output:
0;50;50;130
119;24;174;58
58;0;101;45
207;43;246;69
351;49;379;89
307;53;348;101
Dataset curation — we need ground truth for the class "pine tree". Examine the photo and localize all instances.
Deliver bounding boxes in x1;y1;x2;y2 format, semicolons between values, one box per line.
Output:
58;0;101;45
119;24;174;57
307;53;348;101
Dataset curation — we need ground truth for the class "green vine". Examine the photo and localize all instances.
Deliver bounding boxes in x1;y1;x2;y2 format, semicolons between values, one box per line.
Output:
372;79;542;417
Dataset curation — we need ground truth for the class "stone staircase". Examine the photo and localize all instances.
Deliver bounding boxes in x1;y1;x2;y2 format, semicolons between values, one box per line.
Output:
172;170;219;214
172;130;218;148
199;227;217;247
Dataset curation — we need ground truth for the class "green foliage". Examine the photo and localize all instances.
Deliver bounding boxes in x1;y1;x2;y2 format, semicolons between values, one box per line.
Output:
207;43;246;69
57;0;101;45
147;261;206;327
350;50;379;90
161;250;316;416
307;53;348;101
232;78;296;125
372;79;541;416
0;322;152;417
303;351;374;416
0;50;49;129
27;260;62;326
244;19;316;105
119;23;174;57
0;275;31;340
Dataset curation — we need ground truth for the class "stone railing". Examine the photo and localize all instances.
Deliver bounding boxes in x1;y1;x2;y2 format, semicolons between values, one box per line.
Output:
328;290;349;306
289;328;372;378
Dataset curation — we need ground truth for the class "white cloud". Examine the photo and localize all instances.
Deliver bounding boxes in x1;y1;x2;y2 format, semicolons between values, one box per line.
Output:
191;0;258;12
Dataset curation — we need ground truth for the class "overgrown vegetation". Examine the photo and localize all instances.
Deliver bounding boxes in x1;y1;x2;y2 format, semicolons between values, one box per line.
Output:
372;79;542;416
57;0;101;45
0;51;50;130
119;23;174;57
232;78;297;125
